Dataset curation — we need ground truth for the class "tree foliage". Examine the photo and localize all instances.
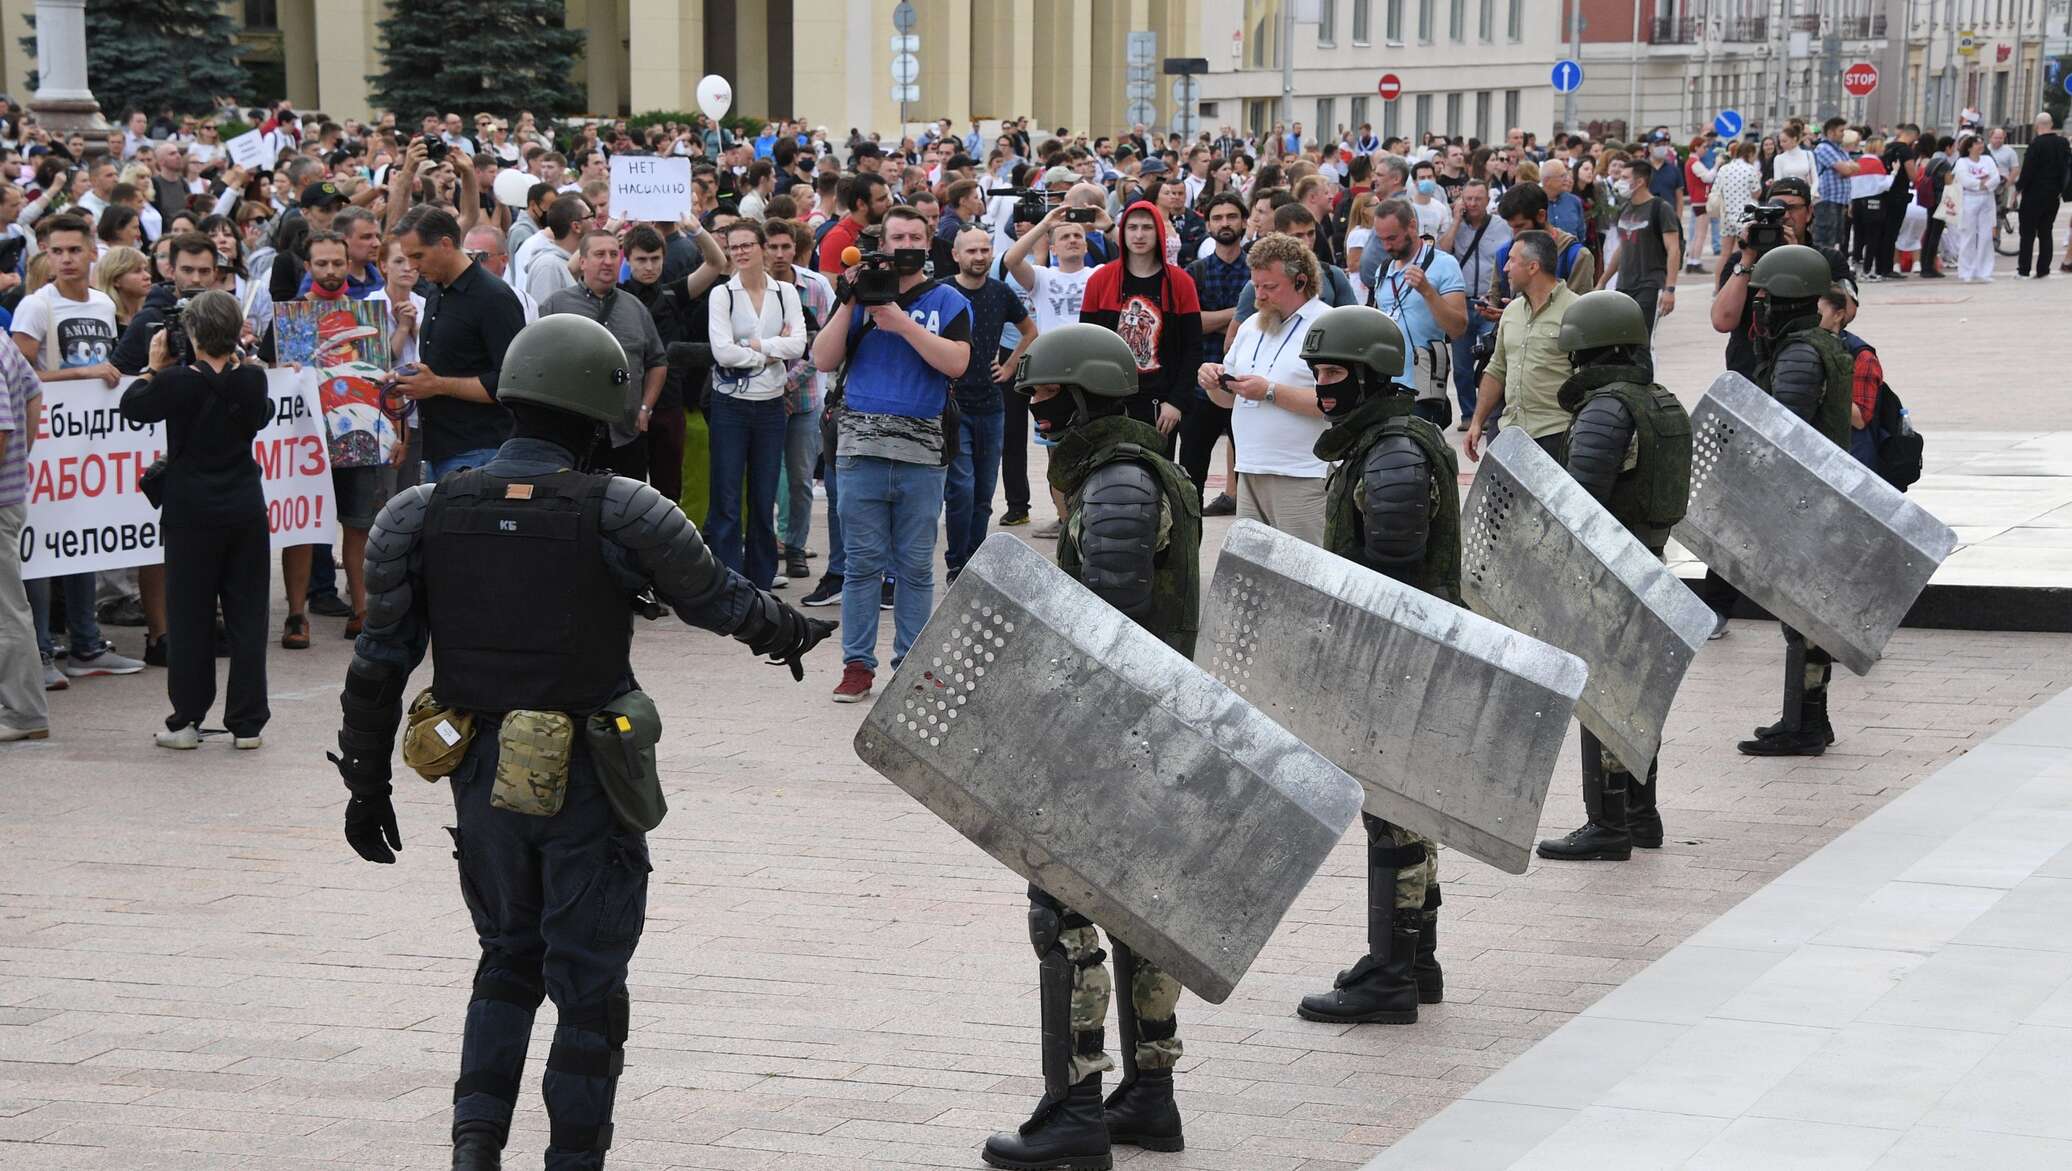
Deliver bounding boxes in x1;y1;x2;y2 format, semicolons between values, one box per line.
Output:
369;0;586;121
21;0;250;117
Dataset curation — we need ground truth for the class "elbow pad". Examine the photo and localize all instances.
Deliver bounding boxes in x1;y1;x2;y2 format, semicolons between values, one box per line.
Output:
1361;437;1433;586
1565;396;1635;504
600;475;756;633
1077;460;1163;622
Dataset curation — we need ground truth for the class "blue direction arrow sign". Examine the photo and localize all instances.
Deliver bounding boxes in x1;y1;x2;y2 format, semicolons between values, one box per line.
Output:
1551;59;1584;94
2064;71;2072;97
1714;109;1744;138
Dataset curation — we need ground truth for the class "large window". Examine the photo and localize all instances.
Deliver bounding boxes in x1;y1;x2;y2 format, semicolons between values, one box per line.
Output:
1351;95;1371;131
1446;92;1463;136
1415;94;1433;141
1507;0;1523;40
1479;0;1495;40
1353;0;1372;44
1384;97;1400;139
1503;89;1520;134
1317;97;1337;138
1449;0;1465;41
1475;90;1492;143
1386;0;1404;43
1318;0;1337;46
1418;0;1434;43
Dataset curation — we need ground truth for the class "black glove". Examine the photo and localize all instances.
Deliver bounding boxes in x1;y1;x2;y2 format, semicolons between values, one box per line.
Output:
744;601;837;681
342;789;401;864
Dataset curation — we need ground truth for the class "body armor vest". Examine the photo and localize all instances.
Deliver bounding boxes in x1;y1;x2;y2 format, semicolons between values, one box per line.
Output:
1559;367;1692;536
1758;318;1854;449
1318;396;1464;606
1049;414;1203;657
422;469;634;714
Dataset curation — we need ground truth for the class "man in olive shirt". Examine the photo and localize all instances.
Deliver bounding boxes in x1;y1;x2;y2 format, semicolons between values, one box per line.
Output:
1464;231;1579;462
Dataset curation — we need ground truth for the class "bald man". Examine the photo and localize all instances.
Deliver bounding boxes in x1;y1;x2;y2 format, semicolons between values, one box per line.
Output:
1540;159;1587;240
2016;112;2067;278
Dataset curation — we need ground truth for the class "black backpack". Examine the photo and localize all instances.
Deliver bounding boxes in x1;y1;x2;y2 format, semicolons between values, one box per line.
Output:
1842;334;1921;491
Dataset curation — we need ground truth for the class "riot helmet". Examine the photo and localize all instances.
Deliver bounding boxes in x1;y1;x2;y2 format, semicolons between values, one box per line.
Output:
1748;244;1832;338
1558;288;1654;371
1299;305;1408;418
1013;323;1137;434
497;315;634;424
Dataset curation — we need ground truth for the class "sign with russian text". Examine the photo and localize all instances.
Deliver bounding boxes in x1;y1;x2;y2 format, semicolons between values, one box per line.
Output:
19;370;339;580
608;155;692;222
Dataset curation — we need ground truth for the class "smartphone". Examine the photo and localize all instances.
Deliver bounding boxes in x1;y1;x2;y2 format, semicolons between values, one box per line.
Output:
1216;372;1235;388
1064;207;1097;224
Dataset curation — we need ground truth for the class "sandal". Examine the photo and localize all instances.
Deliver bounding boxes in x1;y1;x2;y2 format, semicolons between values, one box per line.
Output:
343;614;364;640
281;614;310;650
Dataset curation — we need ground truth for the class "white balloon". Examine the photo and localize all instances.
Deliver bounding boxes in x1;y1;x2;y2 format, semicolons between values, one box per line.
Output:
492;169;535;208
696;75;733;122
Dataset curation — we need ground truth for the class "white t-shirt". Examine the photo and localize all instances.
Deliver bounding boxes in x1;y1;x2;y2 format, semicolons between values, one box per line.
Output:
1412;196;1452;239
11;284;118;372
1223;296;1330;479
1024;263;1095;336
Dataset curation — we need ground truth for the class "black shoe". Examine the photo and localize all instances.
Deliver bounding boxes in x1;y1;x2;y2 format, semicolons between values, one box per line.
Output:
451;1126;502;1171
1103;1069;1183;1152
1298;915;1423;1024
1627;762;1664;849
1000;507;1032;526
143;634;167;668
1202;493;1236;517
96;595;147;627
1538;750;1632;860
983;1074;1112;1170
1749;717;1835;745
1737;727;1831;756
785;552;811;581
1413;887;1443;1004
307;591;353;618
1536;819;1634;860
881;579;895;610
801;575;843;607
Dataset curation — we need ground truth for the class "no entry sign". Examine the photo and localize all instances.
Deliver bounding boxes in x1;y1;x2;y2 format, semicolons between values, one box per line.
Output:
1843;62;1880;97
1377;73;1402;102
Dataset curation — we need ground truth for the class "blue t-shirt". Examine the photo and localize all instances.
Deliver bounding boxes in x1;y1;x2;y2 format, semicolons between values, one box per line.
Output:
1367;244;1465;380
839;280;973;465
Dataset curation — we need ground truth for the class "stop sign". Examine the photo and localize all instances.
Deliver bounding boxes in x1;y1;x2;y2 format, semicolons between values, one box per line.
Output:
1842;63;1879;97
1378;74;1402;102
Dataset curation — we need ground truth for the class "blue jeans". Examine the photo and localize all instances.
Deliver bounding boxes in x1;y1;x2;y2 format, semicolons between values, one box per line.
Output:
1452;316;1495;421
778;400;822;554
836;454;945;671
943;407;1005;574
27;572;102;658
428;447;501;481
705;393;787;589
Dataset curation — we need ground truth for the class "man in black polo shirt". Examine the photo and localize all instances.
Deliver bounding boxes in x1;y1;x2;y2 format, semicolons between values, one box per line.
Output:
391;205;527;478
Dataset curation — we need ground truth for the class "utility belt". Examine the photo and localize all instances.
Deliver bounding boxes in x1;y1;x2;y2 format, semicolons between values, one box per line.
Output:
400;688;668;833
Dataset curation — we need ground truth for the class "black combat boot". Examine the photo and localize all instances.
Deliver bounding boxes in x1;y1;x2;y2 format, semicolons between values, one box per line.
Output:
983;1074;1113;1170
1537;739;1632;861
452;1122;503;1171
1103;1068;1183;1152
1739;688;1833;756
1298;912;1422;1024
1626;759;1664;849
1413;886;1443;1004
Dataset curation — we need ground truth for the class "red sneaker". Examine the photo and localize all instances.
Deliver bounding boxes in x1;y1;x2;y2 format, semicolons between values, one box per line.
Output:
831;662;875;703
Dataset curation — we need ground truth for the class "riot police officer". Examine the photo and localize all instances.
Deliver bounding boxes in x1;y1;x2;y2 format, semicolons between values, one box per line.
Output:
983;324;1202;1170
1291;306;1453;1026
1738;245;1852;758
329;315;835;1171
1535;290;1692;862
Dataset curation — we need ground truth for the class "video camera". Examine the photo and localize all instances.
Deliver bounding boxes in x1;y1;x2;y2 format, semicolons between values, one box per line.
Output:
989;186;1060;224
159;288;202;367
1742;202;1789;254
839;245;916;306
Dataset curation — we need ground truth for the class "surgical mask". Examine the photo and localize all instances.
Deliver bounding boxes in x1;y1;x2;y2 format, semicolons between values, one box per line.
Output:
1026;391;1079;434
1417;179;1438;198
1613;179;1632;197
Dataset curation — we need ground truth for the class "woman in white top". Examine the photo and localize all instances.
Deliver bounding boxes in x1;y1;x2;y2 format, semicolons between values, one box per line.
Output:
364;237;429;493
1196;233;1331;545
1343;191;1379;299
707;219;808;589
1951;135;2001;283
1770;126;1817;196
1712;141;1764;246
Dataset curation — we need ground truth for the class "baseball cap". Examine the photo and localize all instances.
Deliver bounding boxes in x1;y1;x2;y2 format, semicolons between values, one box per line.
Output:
299;180;344;209
1763;176;1812;203
1137;158;1169;176
1039;165;1077;187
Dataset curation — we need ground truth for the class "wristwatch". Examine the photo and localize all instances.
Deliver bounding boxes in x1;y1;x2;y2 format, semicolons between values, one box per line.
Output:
1264;383;1278;404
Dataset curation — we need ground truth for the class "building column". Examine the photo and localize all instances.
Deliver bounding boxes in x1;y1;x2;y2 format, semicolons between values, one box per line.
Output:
27;0;101;132
280;0;320;113
736;0;770;121
629;0;703;114
971;0;1035;123
570;0;623;116
311;0;379;122
916;0;972;132
1033;0;1093;136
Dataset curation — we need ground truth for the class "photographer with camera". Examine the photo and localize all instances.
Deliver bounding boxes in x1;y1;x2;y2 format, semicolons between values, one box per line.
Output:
118;290;274;751
111;233;222;377
1710;177;1846;380
811;205;972;704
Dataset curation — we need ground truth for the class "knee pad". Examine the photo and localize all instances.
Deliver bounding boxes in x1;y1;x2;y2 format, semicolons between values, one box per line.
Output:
470;955;545;1013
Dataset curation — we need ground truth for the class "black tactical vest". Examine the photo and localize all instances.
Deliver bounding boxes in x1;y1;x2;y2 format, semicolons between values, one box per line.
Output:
422;469;634;715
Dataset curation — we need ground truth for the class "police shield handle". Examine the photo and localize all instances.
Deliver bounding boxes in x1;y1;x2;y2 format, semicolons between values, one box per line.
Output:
852;534;1364;1004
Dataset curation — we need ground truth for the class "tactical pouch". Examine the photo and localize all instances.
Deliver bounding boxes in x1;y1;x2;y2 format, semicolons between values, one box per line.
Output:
400;688;475;781
584;691;667;833
491;710;575;817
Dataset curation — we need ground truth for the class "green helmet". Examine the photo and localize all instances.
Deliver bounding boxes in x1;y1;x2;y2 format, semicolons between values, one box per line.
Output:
1748;244;1833;299
1014;323;1138;400
1558;289;1652;352
495;315;633;424
1299;305;1405;377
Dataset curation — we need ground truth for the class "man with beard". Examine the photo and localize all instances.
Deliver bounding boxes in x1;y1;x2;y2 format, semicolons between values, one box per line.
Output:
1363;201;1469;429
942;225;1036;581
816;173;890;275
1181;192;1251;513
1438;180;1509;427
1078;201;1202;453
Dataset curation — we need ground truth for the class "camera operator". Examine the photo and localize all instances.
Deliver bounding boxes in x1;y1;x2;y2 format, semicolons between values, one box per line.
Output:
1710;178;1847;380
111;232;222;377
811;205;972;704
118;290;274;750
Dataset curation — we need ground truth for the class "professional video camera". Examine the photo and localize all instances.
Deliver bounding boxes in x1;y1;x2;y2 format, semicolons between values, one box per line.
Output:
1742;202;1789;254
989;186;1060;224
159;288;202;366
839;245;919;305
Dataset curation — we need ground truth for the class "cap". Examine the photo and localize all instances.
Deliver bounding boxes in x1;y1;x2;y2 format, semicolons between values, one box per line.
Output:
1763;175;1812;203
299;180;344;210
1137;158;1169;176
1039;165;1077;187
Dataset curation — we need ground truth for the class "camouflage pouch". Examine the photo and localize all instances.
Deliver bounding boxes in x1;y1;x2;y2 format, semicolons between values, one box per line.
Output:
400;689;475;782
583;690;666;833
491;710;575;817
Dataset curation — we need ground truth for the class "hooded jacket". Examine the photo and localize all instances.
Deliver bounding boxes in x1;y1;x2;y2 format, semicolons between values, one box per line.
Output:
1079;200;1203;421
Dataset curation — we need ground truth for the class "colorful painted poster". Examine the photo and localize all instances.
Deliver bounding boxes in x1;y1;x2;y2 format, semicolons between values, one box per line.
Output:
274;299;406;469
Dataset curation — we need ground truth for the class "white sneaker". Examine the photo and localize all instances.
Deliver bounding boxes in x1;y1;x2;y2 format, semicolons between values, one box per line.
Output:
233;735;263;750
41;654;68;691
155;724;201;750
0;724;50;743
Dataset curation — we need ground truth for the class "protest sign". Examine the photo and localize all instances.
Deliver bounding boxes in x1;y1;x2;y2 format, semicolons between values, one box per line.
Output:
225;128;271;171
19;371;339;581
609;155;691;222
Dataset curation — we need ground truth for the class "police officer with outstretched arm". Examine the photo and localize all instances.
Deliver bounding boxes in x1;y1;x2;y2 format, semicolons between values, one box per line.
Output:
328;315;835;1171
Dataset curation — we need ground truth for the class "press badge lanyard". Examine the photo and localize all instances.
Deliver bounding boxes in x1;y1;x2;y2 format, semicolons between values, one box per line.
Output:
1380;243;1436;328
1240;309;1306;405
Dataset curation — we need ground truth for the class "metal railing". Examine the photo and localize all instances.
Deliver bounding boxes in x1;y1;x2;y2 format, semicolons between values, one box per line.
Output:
1722;17;1767;42
1651;16;1702;45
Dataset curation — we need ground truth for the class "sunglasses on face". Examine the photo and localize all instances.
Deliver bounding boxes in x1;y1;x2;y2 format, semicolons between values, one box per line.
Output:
466;249;489;263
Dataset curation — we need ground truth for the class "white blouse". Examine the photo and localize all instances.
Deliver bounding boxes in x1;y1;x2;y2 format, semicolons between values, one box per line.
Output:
708;272;807;401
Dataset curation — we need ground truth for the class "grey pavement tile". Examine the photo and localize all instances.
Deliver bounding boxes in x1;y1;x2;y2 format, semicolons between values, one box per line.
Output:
1918;1024;2072;1140
1713;945;1928;1029
1458;1017;1686;1111
1858;945;2072;1035
1594;1018;1831;1118
1894;809;2072;889
1683;1116;1904;1171
1578;944;1787;1026
1359;1100;1573;1171
1869;1126;2072;1170
1806;882;2005;954
1679;881;1891;954
1512;1106;1731;1169
1744;1021;2002;1131
1949;876;2072;954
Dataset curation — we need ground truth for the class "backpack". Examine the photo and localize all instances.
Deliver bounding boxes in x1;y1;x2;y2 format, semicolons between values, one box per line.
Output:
1841;334;1922;491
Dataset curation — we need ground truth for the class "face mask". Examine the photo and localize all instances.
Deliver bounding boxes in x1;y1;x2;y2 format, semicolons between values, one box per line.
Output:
1613;179;1632;197
1311;371;1357;418
1417;179;1439;198
891;248;928;275
1027;391;1079;434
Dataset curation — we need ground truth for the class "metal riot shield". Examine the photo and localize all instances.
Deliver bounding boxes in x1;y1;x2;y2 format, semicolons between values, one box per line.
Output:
1199;520;1587;875
852;533;1364;1005
1462;428;1718;772
1673;372;1957;676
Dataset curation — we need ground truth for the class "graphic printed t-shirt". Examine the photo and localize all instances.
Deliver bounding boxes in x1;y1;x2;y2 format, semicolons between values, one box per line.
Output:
1025;263;1095;337
11;285;118;372
1115;270;1167;375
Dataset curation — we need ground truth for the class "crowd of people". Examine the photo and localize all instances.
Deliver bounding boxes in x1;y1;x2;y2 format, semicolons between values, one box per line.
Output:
1;91;2068;743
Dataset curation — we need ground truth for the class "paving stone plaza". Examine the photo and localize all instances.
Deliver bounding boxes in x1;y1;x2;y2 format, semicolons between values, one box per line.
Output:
5;232;2072;1170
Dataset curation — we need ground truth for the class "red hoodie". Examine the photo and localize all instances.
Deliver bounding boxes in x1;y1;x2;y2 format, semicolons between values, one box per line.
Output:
1079;201;1202;419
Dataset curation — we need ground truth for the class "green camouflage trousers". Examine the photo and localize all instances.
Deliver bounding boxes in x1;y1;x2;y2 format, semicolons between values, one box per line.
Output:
1365;813;1435;910
1062;919;1182;1084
